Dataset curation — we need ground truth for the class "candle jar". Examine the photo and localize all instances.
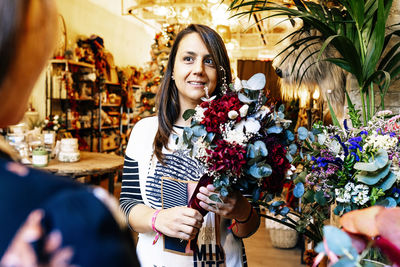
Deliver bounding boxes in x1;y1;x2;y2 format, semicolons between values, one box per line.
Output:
32;147;48;167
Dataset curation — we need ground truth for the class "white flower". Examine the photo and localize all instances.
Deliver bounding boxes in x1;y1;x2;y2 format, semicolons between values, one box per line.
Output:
44;119;49;124
241;73;266;90
223;126;250;146
239;105;249;117
233;77;242;92
255;106;270;119
363;134;398;151
193;106;205;122
335;188;351;203
228;110;239;120
53;126;59;131
235;117;261;134
53;115;59;120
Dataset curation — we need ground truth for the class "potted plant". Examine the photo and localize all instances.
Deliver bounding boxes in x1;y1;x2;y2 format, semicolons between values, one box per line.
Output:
227;0;400;127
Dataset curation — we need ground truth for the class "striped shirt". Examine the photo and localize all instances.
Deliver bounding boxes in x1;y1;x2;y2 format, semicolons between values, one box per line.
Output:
119;116;248;267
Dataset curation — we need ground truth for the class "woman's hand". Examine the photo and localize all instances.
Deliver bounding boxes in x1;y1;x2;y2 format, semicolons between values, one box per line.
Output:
196;184;251;221
155;207;204;241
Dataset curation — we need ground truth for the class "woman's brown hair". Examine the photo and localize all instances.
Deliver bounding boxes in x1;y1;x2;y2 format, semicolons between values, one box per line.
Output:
0;0;27;86
154;24;232;164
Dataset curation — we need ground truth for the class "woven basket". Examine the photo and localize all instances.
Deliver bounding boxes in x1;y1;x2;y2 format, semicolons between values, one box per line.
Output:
268;228;299;248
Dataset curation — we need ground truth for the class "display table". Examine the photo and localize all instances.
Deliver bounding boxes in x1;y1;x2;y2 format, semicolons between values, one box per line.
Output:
42;151;124;193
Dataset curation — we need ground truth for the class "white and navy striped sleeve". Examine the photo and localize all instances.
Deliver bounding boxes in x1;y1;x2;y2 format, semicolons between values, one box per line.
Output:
119;155;143;219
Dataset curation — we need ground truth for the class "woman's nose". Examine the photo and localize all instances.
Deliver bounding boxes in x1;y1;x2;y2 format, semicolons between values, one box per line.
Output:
193;60;204;75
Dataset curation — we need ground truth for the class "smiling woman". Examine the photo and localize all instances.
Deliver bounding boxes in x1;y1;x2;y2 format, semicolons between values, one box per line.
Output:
120;24;260;267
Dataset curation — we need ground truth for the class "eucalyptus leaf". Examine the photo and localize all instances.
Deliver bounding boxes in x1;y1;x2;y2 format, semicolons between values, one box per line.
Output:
192;125;207;137
254;141;268;157
377;197;397;207
354;149;388;172
298;127;308;140
205;132;215;143
289;144;297;155
286;130;295;142
332;258;358;267
209;194;222;203
322;226;353;256
271;200;285;207
238;92;256;104
267;125;283;134
378;171;397;191
293;182;305;198
303;190;315;203
280;206;290;216
314;191;327;206
220;187;229;197
356;161;391;185
183;109;196;121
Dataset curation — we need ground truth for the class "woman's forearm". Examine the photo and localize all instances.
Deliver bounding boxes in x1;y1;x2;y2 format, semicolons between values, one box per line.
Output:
233;204;260;238
128;204;156;233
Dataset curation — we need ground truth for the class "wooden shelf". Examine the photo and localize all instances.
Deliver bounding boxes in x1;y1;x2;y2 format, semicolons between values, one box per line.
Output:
50;59;95;69
105;82;120;86
97;126;120;130
101;103;120;107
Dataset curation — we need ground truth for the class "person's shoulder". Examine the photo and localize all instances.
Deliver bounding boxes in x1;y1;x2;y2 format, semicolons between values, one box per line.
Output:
132;115;158;132
126;116;158;158
40;187;140;266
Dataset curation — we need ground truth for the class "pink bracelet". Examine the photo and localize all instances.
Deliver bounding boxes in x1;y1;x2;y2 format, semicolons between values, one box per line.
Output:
151;209;162;245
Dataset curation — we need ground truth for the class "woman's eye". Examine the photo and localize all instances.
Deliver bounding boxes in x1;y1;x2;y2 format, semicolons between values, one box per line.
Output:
183;56;193;62
204;58;214;65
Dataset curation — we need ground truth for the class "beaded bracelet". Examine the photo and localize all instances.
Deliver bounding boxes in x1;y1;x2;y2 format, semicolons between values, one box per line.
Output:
235;206;253;224
151;209;162;245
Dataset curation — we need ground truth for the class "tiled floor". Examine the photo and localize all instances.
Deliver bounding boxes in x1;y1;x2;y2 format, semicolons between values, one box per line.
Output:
244;219;304;267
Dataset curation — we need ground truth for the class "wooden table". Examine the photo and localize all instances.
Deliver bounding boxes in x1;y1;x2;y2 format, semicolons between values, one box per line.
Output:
42;151;124;193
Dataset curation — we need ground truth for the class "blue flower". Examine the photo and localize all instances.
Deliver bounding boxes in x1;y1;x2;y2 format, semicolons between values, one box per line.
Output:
334;135;349;157
390;132;396;137
343;119;349;132
351;151;360;162
360;130;368;136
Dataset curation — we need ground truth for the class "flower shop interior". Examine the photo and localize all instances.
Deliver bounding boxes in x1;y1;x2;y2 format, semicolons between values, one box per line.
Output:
3;0;400;266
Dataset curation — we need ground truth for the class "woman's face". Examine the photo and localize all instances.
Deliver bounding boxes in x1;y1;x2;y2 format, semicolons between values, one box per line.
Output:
173;32;217;108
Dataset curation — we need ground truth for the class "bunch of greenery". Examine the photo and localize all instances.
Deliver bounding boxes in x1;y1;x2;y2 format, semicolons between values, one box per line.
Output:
227;0;400;126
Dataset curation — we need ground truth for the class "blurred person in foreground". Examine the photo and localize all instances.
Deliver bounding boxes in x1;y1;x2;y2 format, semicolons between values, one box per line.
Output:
0;1;140;266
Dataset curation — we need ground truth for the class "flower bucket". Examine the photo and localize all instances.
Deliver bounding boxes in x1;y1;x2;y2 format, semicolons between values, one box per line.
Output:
268;228;298;249
265;212;299;249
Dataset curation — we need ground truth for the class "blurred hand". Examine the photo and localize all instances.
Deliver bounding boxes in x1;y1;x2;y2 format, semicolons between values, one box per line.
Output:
0;209;76;267
155;207;204;240
196;184;251;221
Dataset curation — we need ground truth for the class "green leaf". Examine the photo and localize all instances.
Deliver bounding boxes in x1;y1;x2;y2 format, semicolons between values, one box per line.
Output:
183;109;196;121
354;149;388;172
314;191;327;206
356;161;391;185
364;0;387;78
209;193;222;203
318;225;353;256
379;171;397;191
327;97;341;128
303;189;315;203
345;90;362;127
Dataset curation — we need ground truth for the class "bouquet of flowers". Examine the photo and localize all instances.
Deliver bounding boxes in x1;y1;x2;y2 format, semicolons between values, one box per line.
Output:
179;73;294;215
41;115;64;132
293;111;400;218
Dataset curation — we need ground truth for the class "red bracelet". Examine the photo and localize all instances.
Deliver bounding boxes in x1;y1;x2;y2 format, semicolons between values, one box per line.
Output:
151;209;162;245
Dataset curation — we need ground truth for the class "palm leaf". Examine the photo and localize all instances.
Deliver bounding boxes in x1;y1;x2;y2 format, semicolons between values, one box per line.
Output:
364;0;387;78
